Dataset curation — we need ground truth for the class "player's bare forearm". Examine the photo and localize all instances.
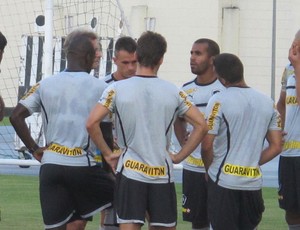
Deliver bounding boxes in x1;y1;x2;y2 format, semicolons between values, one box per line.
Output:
276;91;286;128
86;103;120;170
201;134;215;171
174;117;188;147
171;106;208;164
87;119;112;157
259;130;282;166
10;103;39;153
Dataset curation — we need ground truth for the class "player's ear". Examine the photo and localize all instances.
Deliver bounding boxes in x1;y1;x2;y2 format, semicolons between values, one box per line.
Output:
158;56;164;65
86;50;95;66
209;56;215;65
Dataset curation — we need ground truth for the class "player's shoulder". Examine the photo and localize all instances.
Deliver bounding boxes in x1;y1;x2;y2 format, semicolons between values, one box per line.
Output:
245;88;274;106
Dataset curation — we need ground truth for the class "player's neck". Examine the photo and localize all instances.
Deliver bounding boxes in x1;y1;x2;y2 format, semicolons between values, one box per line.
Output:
136;65;158;77
66;62;90;73
113;71;126;81
226;80;248;88
196;69;216;84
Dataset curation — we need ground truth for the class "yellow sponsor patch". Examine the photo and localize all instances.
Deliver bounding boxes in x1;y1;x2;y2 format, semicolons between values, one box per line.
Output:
185;155;204;167
223;163;261;178
124;159;166;176
277;113;282;129
104;89;115;108
179;90;192;108
284;141;300;150
286;96;298;105
207;102;220;130
21;83;40;100
184;88;197;95
48;143;83;156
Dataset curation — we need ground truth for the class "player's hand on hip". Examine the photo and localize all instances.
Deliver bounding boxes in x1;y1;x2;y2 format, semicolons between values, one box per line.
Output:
105;151;121;174
32;146;47;162
169;151;181;164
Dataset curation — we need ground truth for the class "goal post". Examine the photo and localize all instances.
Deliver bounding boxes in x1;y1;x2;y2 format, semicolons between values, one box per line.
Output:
0;0;132;166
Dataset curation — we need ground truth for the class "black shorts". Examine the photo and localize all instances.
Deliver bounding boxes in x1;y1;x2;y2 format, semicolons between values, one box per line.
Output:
207;177;264;230
278;156;300;212
39;164;115;229
114;174;177;227
182;169;208;226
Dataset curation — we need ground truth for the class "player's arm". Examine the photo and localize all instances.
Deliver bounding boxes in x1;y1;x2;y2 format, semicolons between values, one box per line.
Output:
276;66;288;127
173;117;188;147
170;105;208;164
9;104;43;161
86;103;119;171
0;95;5;121
259;129;282;165
276;91;286;128
201;133;215;172
289;43;300;105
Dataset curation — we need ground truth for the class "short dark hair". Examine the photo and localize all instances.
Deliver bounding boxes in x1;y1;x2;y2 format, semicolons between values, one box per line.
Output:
194;38;220;57
63;29;98;63
0;32;7;51
213;53;244;83
136;31;167;68
114;36;137;56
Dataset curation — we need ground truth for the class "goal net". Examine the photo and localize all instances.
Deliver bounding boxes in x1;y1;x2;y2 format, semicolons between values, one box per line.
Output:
0;0;131;165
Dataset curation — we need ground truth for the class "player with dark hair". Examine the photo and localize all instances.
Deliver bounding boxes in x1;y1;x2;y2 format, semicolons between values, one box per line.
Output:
201;53;282;230
10;28;115;230
104;36;137;83
100;36;137;230
174;38;223;230
0;31;7;121
86;31;208;230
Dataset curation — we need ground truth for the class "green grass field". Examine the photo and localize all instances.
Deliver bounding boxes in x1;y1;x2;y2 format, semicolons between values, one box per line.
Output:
0;175;286;230
0;117;10;126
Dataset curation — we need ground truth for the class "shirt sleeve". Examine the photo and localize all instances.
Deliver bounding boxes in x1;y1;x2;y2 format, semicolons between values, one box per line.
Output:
206;95;222;135
280;68;288;92
177;90;193;117
19;83;42;114
268;108;282;131
280;64;294;92
99;83;116;113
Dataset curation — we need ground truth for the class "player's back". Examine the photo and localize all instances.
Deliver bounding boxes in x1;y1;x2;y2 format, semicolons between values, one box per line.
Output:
207;87;279;189
38;71;107;147
112;76;189;183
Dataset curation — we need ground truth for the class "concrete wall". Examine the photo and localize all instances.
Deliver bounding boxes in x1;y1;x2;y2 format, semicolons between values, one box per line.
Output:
121;0;299;101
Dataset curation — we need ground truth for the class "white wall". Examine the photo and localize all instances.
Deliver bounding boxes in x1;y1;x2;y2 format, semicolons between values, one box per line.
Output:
121;0;299;101
122;0;220;87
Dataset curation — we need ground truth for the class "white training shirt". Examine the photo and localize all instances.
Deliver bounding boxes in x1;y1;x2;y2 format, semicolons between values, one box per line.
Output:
281;71;300;157
100;75;193;183
20;71;108;166
181;78;224;173
206;87;281;190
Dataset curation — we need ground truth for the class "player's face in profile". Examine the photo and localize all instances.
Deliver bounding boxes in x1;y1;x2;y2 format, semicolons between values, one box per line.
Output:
91;40;102;70
190;43;211;76
114;50;137;78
